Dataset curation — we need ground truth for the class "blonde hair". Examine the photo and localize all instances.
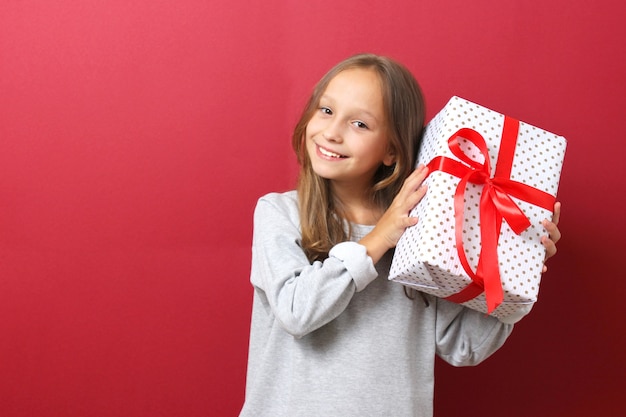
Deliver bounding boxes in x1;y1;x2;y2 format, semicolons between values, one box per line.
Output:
292;53;425;262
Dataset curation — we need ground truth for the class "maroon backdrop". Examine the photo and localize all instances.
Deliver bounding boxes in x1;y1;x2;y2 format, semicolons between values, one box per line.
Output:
1;1;624;416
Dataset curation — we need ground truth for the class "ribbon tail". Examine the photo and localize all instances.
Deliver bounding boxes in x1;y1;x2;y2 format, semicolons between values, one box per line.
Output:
453;176;481;284
480;189;504;313
444;282;485;304
491;186;531;235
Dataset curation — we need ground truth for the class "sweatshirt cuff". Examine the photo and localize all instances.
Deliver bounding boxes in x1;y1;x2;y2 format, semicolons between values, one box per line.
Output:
329;242;378;292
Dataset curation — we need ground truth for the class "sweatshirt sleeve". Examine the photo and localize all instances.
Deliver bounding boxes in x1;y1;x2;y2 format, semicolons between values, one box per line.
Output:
434;297;514;366
250;193;378;338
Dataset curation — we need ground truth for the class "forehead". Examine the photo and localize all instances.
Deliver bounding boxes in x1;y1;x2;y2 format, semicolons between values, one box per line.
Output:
322;68;384;110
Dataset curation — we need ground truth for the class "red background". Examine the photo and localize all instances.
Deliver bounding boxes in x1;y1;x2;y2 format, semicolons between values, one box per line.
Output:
1;1;624;416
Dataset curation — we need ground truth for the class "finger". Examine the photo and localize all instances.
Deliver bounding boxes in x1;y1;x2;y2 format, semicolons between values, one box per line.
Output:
541;235;557;259
406;184;428;210
542;219;561;244
552;201;561;226
403;164;429;191
403;215;420;229
395;165;428;204
541;240;554;273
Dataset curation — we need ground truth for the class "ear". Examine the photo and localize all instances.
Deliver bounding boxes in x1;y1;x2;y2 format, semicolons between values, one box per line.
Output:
382;147;396;167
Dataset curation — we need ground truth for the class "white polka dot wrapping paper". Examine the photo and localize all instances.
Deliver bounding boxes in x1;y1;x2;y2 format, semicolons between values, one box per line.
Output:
389;96;567;321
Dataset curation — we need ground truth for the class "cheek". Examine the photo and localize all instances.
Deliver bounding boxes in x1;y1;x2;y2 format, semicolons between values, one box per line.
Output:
304;122;321;151
306;112;327;135
305;118;318;137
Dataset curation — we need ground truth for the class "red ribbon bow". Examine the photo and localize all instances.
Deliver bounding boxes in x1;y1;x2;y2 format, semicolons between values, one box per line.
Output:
425;116;555;313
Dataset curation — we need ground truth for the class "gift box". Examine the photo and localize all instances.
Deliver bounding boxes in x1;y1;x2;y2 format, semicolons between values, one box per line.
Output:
389;96;567;320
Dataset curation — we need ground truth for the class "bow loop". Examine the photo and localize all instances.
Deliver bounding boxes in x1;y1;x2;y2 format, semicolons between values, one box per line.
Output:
449;128;492;173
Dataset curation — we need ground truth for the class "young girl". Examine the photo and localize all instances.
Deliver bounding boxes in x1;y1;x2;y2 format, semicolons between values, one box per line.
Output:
240;54;561;417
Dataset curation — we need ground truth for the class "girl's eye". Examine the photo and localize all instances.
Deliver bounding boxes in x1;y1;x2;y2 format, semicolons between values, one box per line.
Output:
320;107;332;115
353;120;369;129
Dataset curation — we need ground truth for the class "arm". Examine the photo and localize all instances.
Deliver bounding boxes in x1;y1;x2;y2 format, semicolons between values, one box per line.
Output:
251;166;430;338
435;298;513;366
250;194;378;338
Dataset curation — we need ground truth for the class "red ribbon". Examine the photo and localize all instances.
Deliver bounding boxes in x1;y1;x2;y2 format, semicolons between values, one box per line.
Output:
425;116;555;313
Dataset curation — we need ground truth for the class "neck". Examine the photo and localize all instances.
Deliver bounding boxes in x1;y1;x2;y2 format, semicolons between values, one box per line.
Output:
331;182;381;225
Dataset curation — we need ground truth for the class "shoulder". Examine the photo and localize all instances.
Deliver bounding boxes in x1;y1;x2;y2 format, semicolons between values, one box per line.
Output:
254;190;299;224
257;190;297;207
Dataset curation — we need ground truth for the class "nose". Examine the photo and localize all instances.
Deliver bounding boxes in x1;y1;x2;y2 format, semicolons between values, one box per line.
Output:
321;119;343;143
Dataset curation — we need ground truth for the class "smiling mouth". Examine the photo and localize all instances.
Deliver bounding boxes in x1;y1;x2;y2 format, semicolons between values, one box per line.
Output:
318;145;347;159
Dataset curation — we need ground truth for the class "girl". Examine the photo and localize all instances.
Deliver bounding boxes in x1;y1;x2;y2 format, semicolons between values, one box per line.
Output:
239;54;561;416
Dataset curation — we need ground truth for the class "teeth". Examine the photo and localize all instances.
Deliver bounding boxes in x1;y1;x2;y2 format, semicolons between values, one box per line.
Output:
319;146;344;158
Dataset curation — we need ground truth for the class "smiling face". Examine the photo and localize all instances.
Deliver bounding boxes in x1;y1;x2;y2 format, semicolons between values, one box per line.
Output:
305;68;395;194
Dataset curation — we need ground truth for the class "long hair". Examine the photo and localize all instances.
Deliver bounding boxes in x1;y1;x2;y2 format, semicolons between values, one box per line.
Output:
292;53;426;262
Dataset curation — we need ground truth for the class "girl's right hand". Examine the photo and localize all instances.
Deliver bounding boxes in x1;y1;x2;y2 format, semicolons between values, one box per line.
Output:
359;164;429;264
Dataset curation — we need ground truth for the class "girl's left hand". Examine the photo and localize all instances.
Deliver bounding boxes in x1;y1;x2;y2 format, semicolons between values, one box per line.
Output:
541;202;561;273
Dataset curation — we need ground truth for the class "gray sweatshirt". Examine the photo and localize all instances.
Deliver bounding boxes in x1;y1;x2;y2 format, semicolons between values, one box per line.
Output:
240;191;513;417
